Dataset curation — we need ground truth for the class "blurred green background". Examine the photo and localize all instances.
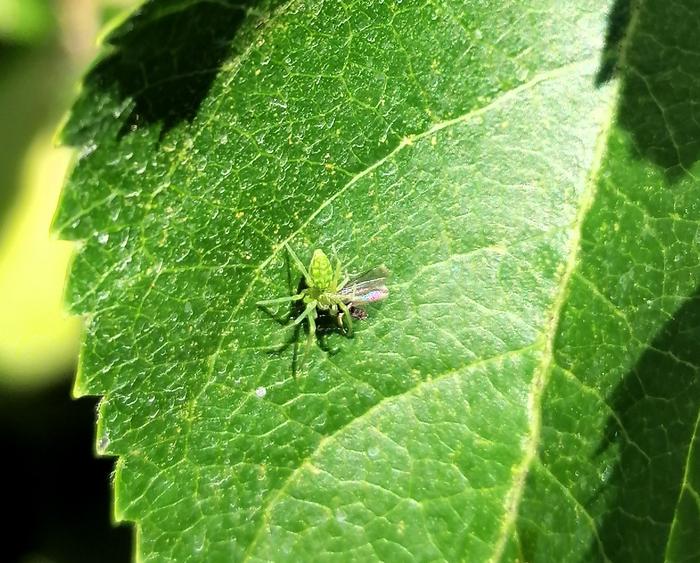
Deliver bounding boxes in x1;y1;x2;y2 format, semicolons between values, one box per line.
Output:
0;1;135;561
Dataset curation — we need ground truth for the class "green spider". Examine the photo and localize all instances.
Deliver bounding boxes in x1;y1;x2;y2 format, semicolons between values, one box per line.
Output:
257;243;389;352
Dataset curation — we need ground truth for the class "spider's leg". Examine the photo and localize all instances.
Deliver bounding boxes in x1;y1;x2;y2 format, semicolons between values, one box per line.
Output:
333;254;343;288
306;310;317;348
256;293;304;306
331;243;356;269
338;275;350;291
284;243;313;285
331;244;355;287
343;254;358;273
292;301;317;326
298;309;318;370
338;301;353;336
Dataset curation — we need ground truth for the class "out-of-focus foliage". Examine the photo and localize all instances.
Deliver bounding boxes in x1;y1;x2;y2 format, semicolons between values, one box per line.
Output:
0;0;54;44
0;1;136;562
0;134;81;386
0;32;78;387
0;0;140;386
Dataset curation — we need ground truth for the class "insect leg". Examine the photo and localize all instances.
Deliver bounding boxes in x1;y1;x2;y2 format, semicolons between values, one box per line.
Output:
337;301;353;336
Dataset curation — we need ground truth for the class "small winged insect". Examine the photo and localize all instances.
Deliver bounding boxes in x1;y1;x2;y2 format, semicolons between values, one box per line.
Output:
257;244;389;359
336;265;390;328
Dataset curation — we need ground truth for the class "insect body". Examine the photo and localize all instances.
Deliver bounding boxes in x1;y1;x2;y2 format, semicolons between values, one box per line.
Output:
336;265;390;327
257;244;389;356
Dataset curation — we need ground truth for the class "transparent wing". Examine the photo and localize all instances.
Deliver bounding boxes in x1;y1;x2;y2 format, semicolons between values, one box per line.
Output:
338;265;390;304
345;265;390;286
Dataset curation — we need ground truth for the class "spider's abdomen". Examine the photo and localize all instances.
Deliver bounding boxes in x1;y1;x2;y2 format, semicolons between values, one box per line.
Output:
309;249;334;290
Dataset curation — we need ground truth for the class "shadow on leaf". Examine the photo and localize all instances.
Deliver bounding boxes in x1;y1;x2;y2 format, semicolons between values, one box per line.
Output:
597;0;700;180
589;292;700;560
594;0;633;86
71;0;262;141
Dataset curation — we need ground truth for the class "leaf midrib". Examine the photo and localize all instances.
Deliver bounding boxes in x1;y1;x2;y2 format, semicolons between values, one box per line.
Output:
487;82;620;562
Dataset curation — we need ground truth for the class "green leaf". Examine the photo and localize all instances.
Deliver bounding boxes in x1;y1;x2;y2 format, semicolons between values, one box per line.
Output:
55;0;700;560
